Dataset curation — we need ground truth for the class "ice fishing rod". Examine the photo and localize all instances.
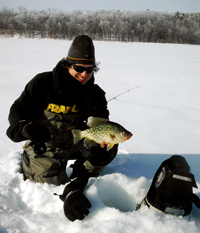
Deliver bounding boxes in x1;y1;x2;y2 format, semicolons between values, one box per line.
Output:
57;85;139;131
108;86;139;102
50;85;139;133
25;86;139;154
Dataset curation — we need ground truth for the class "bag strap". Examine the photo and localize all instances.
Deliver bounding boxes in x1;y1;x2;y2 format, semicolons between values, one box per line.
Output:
136;196;147;211
136;193;200;212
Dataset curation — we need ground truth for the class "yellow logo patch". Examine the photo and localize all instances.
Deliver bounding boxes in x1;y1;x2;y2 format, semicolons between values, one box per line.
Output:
46;103;79;114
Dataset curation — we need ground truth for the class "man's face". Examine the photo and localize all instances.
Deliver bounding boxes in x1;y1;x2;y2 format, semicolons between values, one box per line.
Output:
68;64;94;85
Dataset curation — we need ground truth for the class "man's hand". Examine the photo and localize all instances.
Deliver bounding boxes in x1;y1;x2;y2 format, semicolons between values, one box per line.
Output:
63;190;91;221
85;144;118;167
22;122;51;143
59;176;91;221
100;141;106;148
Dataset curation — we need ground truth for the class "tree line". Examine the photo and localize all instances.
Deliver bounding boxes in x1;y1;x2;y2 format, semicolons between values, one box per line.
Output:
0;6;200;44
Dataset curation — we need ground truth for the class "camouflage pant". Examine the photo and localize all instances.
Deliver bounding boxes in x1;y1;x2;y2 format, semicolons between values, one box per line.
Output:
21;149;69;185
21;141;118;185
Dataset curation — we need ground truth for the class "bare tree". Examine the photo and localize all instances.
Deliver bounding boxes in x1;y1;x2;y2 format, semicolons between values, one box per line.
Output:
0;7;199;44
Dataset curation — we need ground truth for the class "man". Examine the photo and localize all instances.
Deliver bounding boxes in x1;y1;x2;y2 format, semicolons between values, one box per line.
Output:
6;35;118;221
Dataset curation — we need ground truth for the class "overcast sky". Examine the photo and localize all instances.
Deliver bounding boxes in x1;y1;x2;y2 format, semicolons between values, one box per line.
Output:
0;0;199;13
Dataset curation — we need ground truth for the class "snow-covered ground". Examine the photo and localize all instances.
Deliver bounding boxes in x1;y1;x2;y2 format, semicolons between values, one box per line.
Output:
0;37;200;233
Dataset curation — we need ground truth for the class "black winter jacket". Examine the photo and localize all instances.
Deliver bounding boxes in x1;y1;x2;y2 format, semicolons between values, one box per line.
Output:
7;60;109;156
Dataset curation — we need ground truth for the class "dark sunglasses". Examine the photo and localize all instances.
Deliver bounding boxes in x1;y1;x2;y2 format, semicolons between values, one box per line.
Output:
72;64;95;73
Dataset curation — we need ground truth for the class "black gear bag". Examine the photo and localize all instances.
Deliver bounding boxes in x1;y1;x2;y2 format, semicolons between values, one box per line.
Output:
137;155;200;216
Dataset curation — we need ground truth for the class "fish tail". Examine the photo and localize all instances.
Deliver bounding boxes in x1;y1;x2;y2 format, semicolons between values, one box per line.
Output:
71;129;83;144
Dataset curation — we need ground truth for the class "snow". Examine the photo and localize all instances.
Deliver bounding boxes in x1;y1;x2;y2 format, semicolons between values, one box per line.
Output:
1;37;200;233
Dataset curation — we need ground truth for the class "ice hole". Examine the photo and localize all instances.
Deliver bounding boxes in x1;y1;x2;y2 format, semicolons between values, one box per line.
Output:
97;180;135;212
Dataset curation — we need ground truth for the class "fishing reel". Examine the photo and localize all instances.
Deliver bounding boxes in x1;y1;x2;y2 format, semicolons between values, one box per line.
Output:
33;142;47;155
23;142;47;155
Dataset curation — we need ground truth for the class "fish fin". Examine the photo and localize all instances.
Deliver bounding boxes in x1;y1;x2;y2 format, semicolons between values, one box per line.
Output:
87;116;108;128
106;143;115;151
71;129;82;144
109;134;116;140
84;138;98;149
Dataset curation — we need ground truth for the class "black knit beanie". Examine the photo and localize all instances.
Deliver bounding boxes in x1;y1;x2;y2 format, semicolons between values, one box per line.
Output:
67;35;95;65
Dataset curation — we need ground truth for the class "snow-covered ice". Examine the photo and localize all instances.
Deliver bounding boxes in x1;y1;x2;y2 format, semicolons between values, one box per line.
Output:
0;38;200;233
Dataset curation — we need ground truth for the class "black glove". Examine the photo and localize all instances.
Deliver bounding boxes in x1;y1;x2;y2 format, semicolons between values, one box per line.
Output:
59;176;91;221
83;144;118;167
22;122;51;144
63;190;91;221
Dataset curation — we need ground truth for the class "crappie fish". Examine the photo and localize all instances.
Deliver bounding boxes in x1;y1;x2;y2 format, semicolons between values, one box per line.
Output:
71;117;132;150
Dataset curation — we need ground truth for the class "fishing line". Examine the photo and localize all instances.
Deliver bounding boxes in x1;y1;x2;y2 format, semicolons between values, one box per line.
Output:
108;86;139;102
